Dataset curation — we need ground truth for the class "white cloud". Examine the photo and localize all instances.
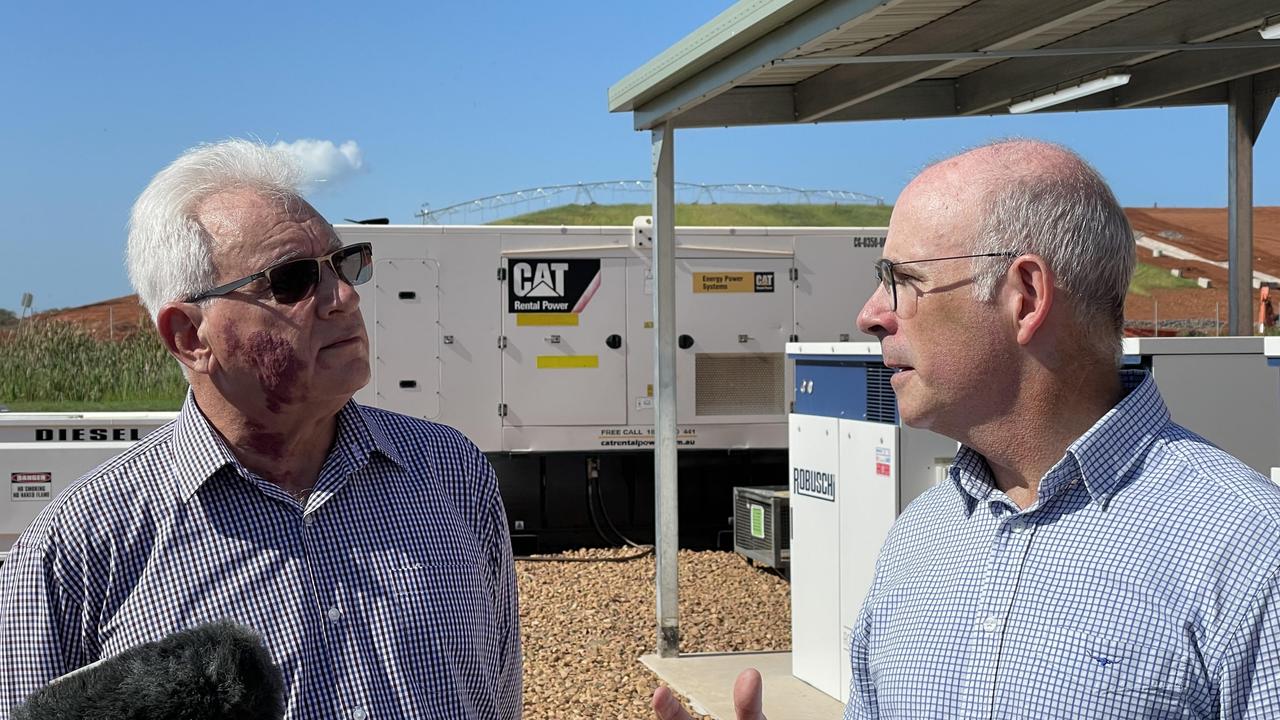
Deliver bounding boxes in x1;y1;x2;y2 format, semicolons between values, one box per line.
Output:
271;139;365;189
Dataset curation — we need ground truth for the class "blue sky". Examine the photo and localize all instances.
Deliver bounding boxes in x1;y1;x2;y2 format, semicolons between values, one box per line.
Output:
2;1;1277;314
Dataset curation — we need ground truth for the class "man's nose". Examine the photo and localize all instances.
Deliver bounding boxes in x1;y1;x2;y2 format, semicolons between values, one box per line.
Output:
856;285;896;338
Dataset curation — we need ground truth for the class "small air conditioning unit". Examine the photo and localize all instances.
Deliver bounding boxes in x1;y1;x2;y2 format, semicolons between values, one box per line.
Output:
733;485;790;570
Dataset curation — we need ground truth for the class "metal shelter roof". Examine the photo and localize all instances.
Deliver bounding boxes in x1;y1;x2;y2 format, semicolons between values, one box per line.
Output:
609;0;1280;130
610;0;1280;659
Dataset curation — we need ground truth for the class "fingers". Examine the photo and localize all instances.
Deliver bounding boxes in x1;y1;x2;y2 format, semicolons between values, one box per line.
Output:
653;685;694;720
733;668;766;720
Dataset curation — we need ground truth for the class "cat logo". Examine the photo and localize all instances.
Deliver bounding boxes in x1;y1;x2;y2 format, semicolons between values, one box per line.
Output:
512;261;568;298
508;258;602;314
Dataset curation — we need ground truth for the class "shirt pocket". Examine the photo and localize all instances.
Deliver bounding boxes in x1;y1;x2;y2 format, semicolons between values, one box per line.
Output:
392;562;493;671
1061;627;1192;699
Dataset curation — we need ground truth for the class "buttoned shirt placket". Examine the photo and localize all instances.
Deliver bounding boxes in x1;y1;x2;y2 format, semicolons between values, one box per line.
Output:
956;459;1079;718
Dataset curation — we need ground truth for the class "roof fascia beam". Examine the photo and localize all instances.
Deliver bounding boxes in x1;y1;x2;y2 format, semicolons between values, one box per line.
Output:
632;0;902;131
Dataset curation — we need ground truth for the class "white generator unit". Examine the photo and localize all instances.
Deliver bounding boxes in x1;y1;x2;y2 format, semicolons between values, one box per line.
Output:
338;218;888;453
0;412;173;558
0;221;889;555
1121;336;1280;482
786;342;956;701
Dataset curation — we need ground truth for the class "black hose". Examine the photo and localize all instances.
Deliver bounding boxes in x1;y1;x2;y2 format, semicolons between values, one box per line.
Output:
514;547;654;563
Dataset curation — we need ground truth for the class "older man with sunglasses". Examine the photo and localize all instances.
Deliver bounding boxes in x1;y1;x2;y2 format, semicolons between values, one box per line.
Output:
656;140;1280;720
0;140;522;719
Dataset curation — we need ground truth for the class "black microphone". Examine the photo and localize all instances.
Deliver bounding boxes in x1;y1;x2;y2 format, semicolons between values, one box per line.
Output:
13;620;284;720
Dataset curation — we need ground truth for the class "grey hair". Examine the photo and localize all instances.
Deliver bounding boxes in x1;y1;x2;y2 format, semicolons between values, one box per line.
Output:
126;139;304;322
967;140;1135;360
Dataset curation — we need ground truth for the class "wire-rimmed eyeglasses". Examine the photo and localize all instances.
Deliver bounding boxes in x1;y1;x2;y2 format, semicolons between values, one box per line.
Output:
874;252;1016;313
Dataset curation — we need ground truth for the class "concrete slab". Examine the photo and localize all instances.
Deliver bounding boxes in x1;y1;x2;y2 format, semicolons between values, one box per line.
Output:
641;651;843;720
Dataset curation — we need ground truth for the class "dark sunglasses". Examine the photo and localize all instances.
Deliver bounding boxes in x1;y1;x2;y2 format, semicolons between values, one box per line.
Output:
874;252;1015;312
185;242;373;305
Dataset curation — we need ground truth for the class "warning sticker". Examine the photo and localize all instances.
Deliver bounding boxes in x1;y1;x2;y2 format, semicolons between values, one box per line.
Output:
875;446;892;477
11;472;52;502
693;271;775;293
750;504;766;539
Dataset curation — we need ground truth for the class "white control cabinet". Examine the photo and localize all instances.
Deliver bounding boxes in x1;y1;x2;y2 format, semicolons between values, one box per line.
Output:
787;342;956;701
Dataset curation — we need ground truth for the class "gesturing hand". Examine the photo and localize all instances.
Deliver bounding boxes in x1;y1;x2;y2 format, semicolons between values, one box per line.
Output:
652;667;766;720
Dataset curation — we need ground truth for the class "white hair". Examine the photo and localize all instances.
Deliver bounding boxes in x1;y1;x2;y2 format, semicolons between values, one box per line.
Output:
126;139;304;322
966;140;1135;360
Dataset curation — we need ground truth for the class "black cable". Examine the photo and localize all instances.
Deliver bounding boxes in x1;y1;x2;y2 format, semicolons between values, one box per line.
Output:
514;547;654;563
585;472;622;546
592;475;649;549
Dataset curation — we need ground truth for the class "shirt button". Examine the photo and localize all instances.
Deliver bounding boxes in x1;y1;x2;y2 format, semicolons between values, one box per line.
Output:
328;606;342;622
304;515;315;527
351;708;367;720
981;615;1001;633
1009;519;1026;534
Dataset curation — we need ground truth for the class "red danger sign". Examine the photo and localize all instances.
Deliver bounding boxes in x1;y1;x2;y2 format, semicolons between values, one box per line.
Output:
12;472;51;484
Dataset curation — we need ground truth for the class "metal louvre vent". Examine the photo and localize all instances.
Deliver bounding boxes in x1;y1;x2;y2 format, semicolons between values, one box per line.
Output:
696;353;785;416
866;365;898;424
732;486;790;569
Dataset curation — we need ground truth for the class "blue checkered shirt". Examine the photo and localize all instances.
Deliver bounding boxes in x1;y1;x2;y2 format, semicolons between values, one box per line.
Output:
0;393;521;720
846;370;1280;718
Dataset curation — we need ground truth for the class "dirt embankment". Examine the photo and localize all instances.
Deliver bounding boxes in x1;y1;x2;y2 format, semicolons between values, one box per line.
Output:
1123;207;1280;333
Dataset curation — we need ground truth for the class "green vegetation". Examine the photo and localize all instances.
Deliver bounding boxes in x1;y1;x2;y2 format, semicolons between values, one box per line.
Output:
0;322;186;412
1127;263;1200;296
494;202;894;227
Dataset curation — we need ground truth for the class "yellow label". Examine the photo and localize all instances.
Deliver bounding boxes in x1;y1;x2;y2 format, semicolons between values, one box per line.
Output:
517;313;580;326
693;272;753;293
646;384;653;397
537;355;599;369
643;320;654;329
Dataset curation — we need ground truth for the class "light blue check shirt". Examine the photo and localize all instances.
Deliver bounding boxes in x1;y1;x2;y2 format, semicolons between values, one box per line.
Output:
0;393;521;720
846;371;1280;718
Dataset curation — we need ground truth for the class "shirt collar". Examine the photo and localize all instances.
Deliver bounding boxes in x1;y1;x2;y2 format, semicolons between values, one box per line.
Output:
170;390;238;503
170;392;407;503
335;401;409;473
1066;369;1169;507
950;370;1169;512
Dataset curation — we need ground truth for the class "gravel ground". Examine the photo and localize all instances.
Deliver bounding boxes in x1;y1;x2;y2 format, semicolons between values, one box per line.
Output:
516;547;791;720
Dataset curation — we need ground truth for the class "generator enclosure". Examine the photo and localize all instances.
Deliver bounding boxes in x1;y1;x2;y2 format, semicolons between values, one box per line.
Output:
0;221;887;557
339;218;887;454
786;342;957;701
732;485;790;569
1121;336;1280;481
0;413;173;559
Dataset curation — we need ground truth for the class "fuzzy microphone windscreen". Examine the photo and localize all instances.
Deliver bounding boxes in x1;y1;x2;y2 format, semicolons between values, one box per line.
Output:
13;620;284;720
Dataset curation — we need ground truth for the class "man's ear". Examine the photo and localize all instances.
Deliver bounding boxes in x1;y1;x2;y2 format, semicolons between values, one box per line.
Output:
157;302;213;374
1003;255;1055;346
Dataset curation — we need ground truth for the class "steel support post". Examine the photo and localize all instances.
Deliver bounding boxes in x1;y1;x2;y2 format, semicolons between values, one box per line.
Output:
1228;77;1255;335
651;123;680;657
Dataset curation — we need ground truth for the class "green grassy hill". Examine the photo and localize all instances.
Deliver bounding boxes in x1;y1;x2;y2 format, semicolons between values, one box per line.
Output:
493;202;894;227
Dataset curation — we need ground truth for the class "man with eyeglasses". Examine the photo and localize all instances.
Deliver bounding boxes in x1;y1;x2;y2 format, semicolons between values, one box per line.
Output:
655;140;1280;719
0;140;521;719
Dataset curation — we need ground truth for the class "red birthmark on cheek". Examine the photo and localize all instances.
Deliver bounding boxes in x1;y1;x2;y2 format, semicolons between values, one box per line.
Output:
246;331;309;413
220;325;243;360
